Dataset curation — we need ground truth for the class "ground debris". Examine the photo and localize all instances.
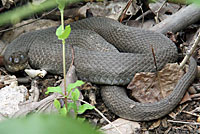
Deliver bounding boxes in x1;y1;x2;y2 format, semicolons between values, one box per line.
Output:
128;63;184;103
101;118;140;134
0;75;28;118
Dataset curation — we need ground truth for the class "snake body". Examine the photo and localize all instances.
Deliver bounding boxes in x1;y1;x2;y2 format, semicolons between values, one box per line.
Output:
3;17;197;121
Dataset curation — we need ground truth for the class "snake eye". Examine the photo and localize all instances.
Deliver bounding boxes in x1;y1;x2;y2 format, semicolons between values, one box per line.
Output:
14;57;20;64
8;56;13;63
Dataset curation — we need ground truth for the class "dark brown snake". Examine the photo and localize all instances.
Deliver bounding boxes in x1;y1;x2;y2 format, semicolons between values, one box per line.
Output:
3;17;197;121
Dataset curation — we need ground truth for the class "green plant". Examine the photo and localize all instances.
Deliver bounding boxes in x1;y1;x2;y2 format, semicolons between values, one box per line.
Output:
45;0;94;118
55;0;71;112
0;0;83;26
46;80;94;117
0;114;102;134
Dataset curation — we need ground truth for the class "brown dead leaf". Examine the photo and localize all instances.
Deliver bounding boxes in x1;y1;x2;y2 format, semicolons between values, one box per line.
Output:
149;120;161;130
168;111;177;119
180;92;192;104
197;116;200;122
127;63;184;103
161;118;168;128
101;118;140;134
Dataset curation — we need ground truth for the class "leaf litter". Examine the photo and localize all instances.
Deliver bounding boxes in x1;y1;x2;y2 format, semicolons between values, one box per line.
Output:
127;63;185;103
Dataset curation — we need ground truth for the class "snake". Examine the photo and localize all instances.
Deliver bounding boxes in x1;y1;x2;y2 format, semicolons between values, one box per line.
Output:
3;17;197;121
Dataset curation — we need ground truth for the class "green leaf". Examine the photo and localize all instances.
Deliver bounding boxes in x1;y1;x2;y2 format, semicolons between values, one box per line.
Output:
0;114;102;134
188;0;200;5
78;104;95;114
53;99;61;111
56;25;71;40
56;0;65;10
148;0;156;3
60;107;67;116
56;25;62;37
71;88;80;101
67;80;85;92
46;86;62;94
67;102;76;112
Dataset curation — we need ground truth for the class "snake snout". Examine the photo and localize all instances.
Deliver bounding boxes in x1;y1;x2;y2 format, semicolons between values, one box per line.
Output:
4;51;28;72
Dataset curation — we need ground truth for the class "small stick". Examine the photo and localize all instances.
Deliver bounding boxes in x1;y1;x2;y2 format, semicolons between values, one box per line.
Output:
151;44;158;71
79;99;123;134
150;45;165;97
0;68;8;75
119;0;133;22
139;5;144;27
179;32;200;69
154;0;167;24
135;10;151;21
190;93;200;99
168;120;200;125
170;104;188;119
182;110;200;117
0;8;57;33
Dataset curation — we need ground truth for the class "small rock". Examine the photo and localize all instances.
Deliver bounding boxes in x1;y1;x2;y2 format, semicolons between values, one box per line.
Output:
101;118;140;134
188;86;197;94
0;76;28;118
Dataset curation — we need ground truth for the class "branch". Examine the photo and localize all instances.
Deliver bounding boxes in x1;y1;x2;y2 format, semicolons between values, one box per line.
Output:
150;4;200;34
179;32;200;68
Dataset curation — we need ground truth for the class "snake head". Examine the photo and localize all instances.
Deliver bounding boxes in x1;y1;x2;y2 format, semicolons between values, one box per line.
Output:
4;51;28;72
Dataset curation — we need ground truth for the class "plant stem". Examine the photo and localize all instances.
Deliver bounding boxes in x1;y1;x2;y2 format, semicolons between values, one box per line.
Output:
60;9;68;113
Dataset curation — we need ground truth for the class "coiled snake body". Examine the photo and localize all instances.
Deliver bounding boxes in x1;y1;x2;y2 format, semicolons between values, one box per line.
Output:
3;17;197;121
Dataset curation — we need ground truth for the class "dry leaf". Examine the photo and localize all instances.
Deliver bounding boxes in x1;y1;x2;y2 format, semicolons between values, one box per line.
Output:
149;120;161;130
180;92;192;104
127;63;184;103
197;116;200;122
101;118;140;134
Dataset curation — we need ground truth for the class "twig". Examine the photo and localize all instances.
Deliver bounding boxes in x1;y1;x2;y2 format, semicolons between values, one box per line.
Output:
150;4;200;34
79;99;123;134
150;44;158;71
169;104;188;119
179;32;200;69
154;0;167;24
135;10;151;21
0;68;8;75
190;93;200;99
182;110;200;117
150;44;164;96
0;8;57;33
168;120;200;125
119;0;133;22
139;5;144;27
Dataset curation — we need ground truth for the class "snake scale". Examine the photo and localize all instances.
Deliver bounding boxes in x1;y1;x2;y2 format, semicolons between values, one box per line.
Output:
3;17;197;121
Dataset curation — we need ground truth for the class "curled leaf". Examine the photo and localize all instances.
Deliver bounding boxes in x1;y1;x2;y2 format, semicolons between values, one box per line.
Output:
46;86;62;94
78;104;94;114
